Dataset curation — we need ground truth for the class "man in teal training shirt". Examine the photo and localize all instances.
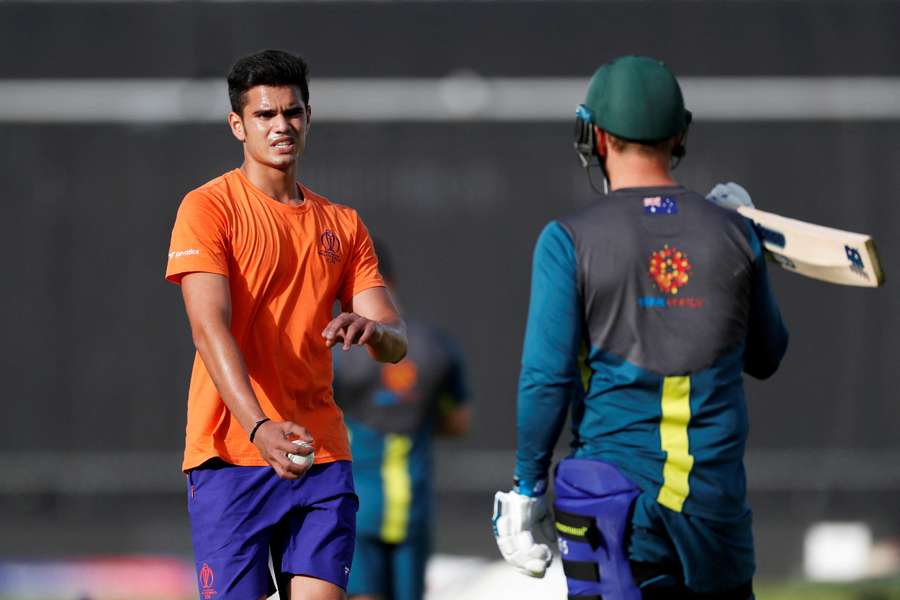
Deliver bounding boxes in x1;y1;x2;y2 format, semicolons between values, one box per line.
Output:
493;56;788;599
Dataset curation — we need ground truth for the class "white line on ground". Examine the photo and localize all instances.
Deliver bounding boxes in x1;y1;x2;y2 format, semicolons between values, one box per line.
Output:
1;76;899;122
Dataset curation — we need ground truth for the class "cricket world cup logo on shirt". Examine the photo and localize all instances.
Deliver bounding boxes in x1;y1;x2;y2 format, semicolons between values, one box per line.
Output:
319;230;342;264
199;563;217;599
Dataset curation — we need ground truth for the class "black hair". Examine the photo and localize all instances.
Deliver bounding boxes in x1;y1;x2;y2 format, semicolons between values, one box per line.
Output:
227;49;310;115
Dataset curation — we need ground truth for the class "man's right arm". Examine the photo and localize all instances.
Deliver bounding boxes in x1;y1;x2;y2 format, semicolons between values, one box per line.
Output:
706;183;789;378
743;227;789;379
180;272;312;479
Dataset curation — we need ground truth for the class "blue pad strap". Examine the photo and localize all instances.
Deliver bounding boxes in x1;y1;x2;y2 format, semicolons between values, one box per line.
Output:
554;459;642;600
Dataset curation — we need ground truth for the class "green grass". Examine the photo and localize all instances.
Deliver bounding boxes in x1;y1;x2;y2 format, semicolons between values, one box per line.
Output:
756;578;900;600
3;580;900;600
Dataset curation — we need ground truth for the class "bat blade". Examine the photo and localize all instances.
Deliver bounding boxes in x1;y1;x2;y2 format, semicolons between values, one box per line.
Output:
736;206;885;287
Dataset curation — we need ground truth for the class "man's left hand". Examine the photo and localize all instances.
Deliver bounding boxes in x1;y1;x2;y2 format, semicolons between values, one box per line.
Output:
493;490;555;578
322;312;383;350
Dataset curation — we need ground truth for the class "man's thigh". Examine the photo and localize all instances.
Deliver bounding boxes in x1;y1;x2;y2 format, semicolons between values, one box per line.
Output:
630;493;755;594
187;461;284;599
274;461;359;593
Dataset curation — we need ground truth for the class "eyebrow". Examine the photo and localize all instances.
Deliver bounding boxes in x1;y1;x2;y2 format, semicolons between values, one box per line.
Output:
252;105;305;117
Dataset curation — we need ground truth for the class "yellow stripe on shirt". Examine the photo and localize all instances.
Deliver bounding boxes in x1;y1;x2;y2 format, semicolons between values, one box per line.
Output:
657;375;694;512
380;434;413;543
578;342;591;391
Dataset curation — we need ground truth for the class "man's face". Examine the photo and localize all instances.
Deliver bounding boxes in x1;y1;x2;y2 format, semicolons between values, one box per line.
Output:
228;85;311;170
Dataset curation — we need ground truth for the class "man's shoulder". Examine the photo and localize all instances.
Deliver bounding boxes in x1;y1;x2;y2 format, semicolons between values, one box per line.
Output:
555;195;619;231
558;186;743;227
182;170;237;208
302;186;362;222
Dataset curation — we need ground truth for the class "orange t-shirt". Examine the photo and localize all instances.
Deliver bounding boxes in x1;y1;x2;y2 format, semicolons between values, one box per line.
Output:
166;168;384;471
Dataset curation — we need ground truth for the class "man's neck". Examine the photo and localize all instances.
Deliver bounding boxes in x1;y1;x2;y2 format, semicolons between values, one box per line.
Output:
606;153;677;191
240;161;303;204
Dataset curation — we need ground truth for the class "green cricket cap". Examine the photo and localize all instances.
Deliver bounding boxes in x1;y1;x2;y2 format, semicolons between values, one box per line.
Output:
584;55;690;142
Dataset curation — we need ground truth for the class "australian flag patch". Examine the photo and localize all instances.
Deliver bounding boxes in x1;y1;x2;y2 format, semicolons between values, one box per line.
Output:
643;196;678;215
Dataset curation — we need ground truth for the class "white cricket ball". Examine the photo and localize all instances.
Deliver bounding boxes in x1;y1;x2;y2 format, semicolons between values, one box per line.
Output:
287;440;315;468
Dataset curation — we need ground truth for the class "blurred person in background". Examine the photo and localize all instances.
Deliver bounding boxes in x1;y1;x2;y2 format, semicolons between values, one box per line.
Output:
165;49;406;600
492;56;788;599
333;240;471;600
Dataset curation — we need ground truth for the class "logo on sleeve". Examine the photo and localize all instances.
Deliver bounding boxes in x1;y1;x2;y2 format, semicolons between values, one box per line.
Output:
168;248;200;260
318;230;342;264
639;244;704;309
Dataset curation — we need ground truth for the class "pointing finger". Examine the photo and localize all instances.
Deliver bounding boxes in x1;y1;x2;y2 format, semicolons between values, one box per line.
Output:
322;313;353;340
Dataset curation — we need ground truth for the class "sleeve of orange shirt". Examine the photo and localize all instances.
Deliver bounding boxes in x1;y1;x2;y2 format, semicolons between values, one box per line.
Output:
338;215;385;308
165;191;230;284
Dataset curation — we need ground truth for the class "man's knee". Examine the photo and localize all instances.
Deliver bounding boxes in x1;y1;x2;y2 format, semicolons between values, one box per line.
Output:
289;575;347;600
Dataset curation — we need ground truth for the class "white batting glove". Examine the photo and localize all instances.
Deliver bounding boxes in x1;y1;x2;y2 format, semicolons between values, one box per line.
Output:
707;181;755;210
492;490;554;578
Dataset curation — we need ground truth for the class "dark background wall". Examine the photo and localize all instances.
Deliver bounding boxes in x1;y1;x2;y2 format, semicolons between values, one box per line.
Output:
3;120;899;454
1;0;898;580
3;1;900;78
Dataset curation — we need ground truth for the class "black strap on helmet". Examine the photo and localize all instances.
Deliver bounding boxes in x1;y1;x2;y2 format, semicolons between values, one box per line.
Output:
573;104;608;194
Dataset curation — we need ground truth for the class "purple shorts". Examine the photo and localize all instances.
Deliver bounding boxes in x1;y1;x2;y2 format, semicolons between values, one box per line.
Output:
187;459;357;599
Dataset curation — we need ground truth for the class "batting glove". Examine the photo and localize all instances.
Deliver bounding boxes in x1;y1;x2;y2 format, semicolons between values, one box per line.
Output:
707;181;754;210
492;490;554;578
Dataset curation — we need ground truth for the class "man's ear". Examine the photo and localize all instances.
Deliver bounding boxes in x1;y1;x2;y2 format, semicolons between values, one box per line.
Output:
227;111;246;142
594;126;608;158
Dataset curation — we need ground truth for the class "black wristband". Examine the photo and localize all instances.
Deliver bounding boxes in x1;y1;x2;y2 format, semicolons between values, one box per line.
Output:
249;418;271;443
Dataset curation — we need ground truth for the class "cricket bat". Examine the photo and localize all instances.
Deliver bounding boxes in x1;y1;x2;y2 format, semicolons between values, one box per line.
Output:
737;206;885;287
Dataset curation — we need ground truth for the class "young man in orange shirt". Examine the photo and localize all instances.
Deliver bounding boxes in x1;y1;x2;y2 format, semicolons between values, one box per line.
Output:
166;49;407;600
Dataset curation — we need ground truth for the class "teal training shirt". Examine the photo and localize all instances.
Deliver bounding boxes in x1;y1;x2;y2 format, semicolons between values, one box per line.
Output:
515;187;788;521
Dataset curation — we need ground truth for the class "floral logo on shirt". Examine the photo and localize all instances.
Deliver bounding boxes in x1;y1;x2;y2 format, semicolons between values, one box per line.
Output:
648;244;692;295
319;230;342;264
